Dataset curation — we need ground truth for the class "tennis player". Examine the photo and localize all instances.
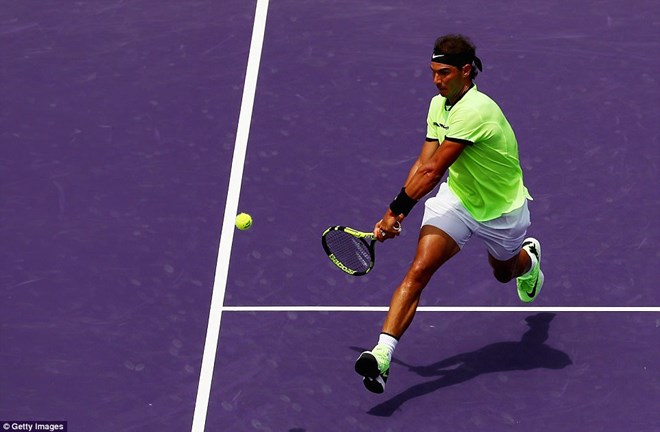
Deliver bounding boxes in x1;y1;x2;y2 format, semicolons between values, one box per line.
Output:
355;34;544;394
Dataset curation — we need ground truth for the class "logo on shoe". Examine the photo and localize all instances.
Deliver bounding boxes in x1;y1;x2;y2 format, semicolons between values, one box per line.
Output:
527;243;539;259
527;277;538;298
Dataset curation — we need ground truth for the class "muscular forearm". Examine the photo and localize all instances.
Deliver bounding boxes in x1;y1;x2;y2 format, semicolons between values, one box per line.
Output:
376;140;464;240
403;159;423;186
403;163;446;201
403;140;465;201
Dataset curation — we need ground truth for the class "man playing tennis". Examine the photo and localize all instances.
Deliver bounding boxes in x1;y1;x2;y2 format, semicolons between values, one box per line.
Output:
355;34;544;394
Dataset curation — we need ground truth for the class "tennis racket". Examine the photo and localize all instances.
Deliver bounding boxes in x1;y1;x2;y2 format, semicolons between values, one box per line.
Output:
321;222;400;276
321;226;376;276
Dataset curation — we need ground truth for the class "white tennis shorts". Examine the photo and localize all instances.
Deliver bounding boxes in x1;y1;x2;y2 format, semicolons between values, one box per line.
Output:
421;183;531;261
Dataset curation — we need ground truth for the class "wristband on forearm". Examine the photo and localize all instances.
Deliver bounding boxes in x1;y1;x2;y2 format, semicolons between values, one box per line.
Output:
389;187;418;216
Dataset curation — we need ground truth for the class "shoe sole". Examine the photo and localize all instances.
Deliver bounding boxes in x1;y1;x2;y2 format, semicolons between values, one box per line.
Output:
363;376;386;394
355;352;380;378
355;352;388;393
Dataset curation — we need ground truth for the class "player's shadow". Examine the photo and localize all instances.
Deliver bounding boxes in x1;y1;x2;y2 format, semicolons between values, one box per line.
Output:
351;313;572;417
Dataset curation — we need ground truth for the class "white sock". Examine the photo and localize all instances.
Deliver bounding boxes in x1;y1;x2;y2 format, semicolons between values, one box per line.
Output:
377;333;398;360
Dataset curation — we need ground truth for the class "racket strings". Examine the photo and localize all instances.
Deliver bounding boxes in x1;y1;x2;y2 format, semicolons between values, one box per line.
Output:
324;231;372;272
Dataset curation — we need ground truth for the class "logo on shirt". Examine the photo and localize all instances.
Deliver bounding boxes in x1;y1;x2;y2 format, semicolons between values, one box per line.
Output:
433;122;449;130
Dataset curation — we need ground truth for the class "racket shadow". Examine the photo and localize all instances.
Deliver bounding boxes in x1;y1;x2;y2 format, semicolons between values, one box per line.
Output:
350;313;572;417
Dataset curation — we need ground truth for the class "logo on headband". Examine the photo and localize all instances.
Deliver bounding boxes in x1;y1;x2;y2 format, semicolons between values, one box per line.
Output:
431;51;483;70
431;51;483;71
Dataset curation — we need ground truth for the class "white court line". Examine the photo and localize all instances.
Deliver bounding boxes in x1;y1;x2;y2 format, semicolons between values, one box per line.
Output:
222;306;660;312
191;1;269;431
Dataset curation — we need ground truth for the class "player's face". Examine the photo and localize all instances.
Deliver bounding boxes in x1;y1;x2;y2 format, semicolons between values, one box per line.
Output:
430;62;467;102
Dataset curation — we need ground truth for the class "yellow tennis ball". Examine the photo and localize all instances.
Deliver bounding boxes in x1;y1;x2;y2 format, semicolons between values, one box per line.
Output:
235;212;252;230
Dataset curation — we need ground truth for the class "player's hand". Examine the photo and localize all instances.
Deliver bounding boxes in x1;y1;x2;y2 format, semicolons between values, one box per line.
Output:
374;211;403;242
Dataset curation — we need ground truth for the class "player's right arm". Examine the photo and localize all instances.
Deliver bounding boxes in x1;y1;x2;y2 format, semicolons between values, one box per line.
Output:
376;138;465;240
374;139;440;241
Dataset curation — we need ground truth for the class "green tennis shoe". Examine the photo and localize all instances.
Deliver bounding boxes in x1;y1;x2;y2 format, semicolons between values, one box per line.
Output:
355;344;390;393
517;238;544;303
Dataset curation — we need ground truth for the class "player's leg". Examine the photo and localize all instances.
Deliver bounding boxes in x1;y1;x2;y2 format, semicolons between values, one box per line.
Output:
355;226;460;393
382;225;460;337
479;201;543;302
488;242;543;302
355;183;470;393
488;249;530;283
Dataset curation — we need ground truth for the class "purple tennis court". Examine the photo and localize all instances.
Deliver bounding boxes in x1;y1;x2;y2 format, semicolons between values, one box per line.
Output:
1;1;658;431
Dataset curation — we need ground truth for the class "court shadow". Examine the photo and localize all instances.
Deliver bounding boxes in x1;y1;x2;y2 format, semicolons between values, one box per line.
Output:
351;313;572;417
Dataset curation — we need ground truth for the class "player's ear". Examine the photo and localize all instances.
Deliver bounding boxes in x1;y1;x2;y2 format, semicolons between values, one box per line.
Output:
462;64;471;78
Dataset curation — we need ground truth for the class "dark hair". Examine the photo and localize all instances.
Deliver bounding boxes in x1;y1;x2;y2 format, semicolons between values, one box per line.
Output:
433;34;479;79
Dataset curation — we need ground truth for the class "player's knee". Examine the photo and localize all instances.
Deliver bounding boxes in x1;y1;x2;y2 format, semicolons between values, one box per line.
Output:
407;261;439;286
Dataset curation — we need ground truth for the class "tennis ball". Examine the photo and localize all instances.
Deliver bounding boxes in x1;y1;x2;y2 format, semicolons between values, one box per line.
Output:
235;212;252;230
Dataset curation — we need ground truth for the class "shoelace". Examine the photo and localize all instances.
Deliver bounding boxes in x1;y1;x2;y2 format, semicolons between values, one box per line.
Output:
372;346;390;374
